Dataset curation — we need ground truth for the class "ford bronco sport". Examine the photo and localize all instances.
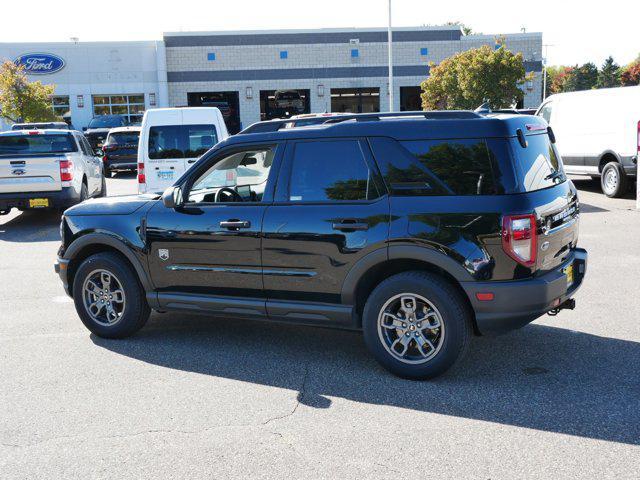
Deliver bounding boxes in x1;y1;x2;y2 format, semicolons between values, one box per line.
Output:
55;111;587;379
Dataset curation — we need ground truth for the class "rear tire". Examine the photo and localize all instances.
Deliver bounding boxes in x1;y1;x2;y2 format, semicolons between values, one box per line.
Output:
362;271;472;380
72;252;150;338
601;162;628;198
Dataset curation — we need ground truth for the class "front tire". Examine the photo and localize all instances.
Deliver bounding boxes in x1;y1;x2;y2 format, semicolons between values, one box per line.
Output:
362;271;472;380
601;162;628;198
72;252;150;338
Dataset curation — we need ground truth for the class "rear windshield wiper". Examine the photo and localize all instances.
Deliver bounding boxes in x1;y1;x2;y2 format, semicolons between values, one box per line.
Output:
544;171;565;182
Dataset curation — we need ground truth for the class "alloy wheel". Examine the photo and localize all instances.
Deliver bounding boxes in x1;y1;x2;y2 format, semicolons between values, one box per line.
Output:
82;269;126;326
377;293;445;365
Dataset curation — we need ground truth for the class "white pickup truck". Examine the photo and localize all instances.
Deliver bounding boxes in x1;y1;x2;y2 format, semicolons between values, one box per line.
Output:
0;129;106;215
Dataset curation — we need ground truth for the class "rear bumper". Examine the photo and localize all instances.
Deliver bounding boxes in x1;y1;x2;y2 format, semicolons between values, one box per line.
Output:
0;187;80;212
104;157;137;170
462;248;588;335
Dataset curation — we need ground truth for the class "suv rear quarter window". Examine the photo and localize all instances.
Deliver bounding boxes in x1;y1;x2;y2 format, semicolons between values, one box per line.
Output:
369;137;502;196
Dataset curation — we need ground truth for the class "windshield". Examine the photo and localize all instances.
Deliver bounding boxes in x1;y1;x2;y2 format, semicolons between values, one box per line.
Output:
107;131;140;146
0;134;77;155
88;116;124;129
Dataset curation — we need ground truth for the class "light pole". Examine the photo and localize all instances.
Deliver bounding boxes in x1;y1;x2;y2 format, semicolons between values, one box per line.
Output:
542;44;554;101
387;0;394;112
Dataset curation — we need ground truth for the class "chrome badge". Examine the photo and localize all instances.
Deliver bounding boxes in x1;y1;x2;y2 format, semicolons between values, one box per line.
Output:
158;249;169;261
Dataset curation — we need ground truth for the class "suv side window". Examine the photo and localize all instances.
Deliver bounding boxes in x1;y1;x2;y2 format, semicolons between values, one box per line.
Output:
75;134;91;155
370;137;499;196
287;140;381;202
186;145;276;204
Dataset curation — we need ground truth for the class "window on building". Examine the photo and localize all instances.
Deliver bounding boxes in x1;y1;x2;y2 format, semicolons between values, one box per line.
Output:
92;94;145;124
288;140;380;202
259;89;310;121
51;95;70;118
330;88;380;113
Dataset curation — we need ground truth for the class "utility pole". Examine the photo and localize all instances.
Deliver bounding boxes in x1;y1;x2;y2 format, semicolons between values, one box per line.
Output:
387;0;394;112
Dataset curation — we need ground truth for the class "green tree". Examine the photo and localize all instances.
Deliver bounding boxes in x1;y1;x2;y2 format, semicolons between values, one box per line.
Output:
597;56;620;88
0;61;57;123
421;44;527;110
564;62;598;91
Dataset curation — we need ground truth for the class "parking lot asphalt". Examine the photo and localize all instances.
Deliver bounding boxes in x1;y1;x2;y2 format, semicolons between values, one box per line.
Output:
1;174;638;479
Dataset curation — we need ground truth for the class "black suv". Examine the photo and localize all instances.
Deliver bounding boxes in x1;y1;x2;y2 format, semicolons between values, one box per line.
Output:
55;111;587;379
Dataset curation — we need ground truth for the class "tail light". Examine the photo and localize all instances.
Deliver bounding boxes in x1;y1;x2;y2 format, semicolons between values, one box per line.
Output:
137;162;145;184
59;160;73;182
502;214;537;267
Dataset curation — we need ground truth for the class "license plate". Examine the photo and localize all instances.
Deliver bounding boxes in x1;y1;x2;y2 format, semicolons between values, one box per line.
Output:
565;264;574;286
157;171;174;180
29;198;49;208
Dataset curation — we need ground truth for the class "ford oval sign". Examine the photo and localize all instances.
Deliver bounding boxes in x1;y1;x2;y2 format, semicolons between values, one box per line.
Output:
14;53;65;75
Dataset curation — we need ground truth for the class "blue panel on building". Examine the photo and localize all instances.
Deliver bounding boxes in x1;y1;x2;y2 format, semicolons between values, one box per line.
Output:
351;49;359;58
280;50;288;59
420;47;428;56
207;52;216;61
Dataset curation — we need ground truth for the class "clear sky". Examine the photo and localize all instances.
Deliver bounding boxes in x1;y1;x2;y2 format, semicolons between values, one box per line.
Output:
1;0;638;67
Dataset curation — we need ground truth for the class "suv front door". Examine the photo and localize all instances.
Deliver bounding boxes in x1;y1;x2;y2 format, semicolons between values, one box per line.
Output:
261;138;389;325
145;143;282;314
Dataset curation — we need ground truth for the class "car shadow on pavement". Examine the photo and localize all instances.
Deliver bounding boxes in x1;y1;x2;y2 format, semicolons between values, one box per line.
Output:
0;210;61;242
92;313;640;446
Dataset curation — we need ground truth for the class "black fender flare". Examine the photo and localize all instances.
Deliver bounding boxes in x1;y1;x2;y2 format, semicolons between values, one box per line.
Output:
340;245;474;305
63;232;154;294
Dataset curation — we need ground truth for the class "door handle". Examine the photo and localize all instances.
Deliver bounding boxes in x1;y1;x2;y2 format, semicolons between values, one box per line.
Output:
332;219;369;231
187;159;197;164
220;220;251;230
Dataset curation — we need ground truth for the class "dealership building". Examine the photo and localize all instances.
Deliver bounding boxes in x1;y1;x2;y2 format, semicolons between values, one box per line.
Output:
0;26;542;133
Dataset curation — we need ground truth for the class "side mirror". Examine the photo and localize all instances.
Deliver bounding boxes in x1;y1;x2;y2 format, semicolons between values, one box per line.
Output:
161;186;183;209
82;127;87;132
94;148;103;156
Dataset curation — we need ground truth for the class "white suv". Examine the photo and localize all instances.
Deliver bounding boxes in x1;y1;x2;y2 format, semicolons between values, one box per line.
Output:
0;129;106;215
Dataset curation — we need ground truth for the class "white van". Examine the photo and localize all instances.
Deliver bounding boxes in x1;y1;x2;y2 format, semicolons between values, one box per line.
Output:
536;86;639;197
137;107;229;193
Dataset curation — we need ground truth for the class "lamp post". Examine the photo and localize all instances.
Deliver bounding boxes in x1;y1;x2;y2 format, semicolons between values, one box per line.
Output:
387;0;394;112
542;44;554;101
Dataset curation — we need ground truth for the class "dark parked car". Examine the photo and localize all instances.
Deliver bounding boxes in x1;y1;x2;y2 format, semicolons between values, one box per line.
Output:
55;111;587;379
84;115;127;150
101;126;140;176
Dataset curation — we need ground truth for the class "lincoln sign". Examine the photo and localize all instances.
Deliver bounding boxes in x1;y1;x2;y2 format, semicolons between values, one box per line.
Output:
14;53;65;74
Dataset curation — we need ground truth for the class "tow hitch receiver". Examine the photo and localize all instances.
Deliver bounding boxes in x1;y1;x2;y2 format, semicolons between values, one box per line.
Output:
548;298;576;316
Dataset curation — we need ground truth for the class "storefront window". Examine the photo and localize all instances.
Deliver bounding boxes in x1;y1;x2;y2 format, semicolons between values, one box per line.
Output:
51;95;70;118
259;89;310;120
400;86;423;111
91;94;146;124
330;88;379;113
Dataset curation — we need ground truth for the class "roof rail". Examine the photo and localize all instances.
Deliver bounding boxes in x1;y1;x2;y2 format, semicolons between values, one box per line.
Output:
239;110;482;134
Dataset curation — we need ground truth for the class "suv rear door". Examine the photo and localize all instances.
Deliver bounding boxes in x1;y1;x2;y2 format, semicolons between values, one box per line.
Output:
261;138;389;324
